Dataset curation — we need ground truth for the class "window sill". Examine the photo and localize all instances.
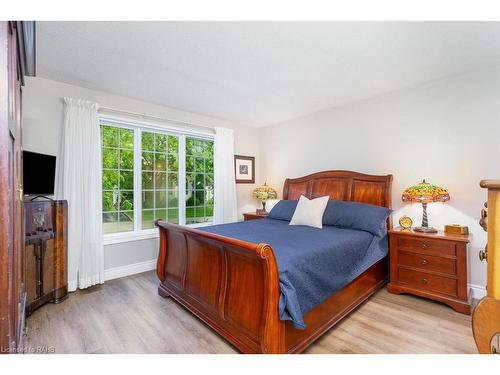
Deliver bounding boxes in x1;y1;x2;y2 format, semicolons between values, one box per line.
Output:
102;223;214;245
186;222;214;228
103;230;159;245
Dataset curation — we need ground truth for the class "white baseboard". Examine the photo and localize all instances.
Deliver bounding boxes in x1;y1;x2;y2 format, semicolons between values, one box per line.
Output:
104;259;156;281
469;283;486;299
68;280;77;292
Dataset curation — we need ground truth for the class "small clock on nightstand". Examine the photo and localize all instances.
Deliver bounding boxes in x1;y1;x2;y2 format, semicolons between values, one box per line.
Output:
398;215;413;230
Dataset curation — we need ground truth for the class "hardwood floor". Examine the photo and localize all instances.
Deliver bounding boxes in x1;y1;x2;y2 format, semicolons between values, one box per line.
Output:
26;271;477;354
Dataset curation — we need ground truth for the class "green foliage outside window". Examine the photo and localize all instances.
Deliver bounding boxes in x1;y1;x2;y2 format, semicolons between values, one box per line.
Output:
101;124;214;234
101;125;135;234
141;131;180;229
186;137;214;224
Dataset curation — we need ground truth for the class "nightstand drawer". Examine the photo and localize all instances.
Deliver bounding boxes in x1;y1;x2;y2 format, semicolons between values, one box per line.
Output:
398;251;456;275
398;268;457;297
396;236;456;257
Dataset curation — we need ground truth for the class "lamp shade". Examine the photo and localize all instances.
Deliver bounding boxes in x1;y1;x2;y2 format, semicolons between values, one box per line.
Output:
252;183;277;201
402;179;450;203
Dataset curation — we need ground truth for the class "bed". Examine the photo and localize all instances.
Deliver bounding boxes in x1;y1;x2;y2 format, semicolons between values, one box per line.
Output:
156;170;393;353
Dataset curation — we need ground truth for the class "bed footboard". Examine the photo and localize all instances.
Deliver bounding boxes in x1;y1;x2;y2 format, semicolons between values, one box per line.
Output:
155;220;285;353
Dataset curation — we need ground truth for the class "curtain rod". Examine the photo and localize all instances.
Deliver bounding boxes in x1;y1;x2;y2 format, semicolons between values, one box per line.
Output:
98;105;216;132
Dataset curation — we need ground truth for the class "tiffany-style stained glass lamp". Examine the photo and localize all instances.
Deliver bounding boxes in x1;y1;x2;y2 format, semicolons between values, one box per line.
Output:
252;183;277;214
402;180;450;233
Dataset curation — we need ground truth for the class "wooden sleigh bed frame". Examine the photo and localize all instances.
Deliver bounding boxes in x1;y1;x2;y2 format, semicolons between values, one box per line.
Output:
156;170;393;353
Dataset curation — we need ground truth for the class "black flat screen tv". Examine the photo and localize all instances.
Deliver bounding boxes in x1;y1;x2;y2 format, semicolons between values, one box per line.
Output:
23;151;56;195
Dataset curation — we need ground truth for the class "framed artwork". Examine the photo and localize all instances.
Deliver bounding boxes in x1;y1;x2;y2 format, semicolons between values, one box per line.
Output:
234;155;255;184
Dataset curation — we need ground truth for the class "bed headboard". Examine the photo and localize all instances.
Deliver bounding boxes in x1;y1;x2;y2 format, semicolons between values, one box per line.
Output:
283;170;393;209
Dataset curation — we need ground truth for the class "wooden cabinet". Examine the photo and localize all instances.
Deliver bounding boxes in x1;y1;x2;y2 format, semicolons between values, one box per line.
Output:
242;212;268;221
387;228;471;314
0;21;35;354
24;200;68;316
472;180;500;353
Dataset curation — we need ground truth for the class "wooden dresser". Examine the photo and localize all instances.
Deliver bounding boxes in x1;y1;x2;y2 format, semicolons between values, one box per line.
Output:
387;228;471;314
472;180;500;353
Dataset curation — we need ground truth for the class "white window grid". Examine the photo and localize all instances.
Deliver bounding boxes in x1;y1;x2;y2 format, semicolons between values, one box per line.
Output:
99;115;215;244
185;137;214;224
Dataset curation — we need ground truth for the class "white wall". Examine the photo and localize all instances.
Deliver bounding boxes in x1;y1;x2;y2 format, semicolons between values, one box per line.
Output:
260;66;500;294
24;67;500;295
22;77;261;273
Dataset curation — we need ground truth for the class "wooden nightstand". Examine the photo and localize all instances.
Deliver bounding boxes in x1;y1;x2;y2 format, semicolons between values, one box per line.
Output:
387;228;471;314
243;212;268;221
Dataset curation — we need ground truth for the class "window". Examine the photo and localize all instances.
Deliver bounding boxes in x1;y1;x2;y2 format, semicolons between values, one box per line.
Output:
100;118;214;240
101;125;135;234
185;137;214;224
141;131;179;229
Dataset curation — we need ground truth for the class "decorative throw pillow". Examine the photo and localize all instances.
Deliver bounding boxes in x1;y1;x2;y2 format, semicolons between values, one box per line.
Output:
289;195;329;229
268;200;298;221
264;198;281;213
322;200;392;237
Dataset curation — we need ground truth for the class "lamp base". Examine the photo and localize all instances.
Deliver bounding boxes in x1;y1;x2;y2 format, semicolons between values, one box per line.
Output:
414;226;438;233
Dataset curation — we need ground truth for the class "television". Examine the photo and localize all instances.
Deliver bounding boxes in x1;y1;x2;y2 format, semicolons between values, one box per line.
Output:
23;151;56;196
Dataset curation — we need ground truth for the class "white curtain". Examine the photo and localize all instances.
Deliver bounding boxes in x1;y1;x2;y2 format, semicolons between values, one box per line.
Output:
214;127;238;224
56;97;104;291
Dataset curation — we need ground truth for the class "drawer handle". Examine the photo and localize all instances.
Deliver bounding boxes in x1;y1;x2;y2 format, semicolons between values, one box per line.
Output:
422;278;428;284
479;246;488;262
421;244;429;249
421;259;428;266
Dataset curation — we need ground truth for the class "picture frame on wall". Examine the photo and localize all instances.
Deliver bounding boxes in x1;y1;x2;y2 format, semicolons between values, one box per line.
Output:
234;155;255;184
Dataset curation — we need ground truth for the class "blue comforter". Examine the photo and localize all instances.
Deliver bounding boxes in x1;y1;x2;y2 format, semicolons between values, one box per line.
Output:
200;218;388;329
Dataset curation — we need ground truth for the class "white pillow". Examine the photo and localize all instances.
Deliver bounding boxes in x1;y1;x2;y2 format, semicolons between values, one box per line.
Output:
289;195;329;229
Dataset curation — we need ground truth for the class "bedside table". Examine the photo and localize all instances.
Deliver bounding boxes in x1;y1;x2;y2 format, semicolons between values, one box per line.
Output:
387;228;471;314
243;212;268;221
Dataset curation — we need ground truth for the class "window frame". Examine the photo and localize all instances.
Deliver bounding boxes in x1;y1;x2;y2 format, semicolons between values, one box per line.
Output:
101;122;136;235
100;114;214;245
185;137;215;225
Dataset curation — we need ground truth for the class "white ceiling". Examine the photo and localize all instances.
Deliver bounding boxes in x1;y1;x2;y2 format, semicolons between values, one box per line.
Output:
37;21;500;127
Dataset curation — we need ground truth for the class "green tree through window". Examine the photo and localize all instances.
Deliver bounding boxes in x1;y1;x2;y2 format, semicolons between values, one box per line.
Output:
101;125;135;234
141;131;179;229
186;137;214;224
101;121;214;235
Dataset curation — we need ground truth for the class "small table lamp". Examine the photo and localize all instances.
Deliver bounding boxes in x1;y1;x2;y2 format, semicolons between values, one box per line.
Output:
252;183;277;214
402;179;450;233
